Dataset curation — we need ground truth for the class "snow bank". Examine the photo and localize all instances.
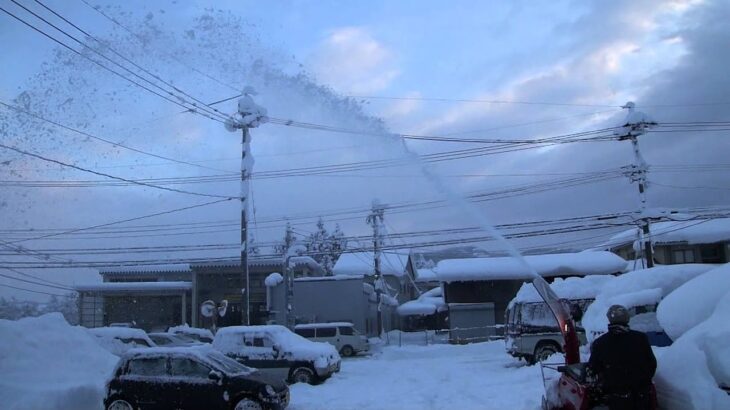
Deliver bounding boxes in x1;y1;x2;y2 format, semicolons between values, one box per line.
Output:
0;313;119;410
654;265;730;410
436;251;626;282
264;272;284;287
582;264;714;343
657;264;730;340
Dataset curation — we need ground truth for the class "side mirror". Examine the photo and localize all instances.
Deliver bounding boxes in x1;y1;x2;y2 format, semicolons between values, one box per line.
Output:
208;370;222;382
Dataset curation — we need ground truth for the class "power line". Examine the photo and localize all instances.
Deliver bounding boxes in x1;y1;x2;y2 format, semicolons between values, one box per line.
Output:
0;142;237;199
0;282;68;297
346;95;621;108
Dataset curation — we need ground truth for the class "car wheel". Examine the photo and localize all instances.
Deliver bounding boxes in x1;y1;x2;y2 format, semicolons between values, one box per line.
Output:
534;343;560;363
233;398;263;410
291;367;316;384
107;399;134;410
340;345;354;357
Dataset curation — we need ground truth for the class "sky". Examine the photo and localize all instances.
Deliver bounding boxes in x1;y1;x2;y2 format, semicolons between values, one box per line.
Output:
1;0;729;300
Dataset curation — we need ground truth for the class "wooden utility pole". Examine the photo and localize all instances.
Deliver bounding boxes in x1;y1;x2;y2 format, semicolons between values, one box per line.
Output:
366;200;386;335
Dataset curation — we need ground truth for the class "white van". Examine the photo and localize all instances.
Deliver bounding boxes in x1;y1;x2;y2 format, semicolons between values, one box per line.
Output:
294;322;369;357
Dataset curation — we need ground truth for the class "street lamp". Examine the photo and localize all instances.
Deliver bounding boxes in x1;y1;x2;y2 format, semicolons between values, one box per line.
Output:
225;89;267;325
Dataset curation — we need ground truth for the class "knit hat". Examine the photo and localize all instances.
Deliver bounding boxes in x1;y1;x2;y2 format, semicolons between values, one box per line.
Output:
606;304;630;325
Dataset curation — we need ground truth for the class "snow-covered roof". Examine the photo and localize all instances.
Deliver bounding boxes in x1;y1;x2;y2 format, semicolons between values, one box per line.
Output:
99;264;191;276
397;287;447;316
435;251;627;282
75;281;192;292
602;218;730;250
415;268;438;282
190;257;283;268
294;275;363;282
333;251;411;277
512;275;617;304
294;322;354;329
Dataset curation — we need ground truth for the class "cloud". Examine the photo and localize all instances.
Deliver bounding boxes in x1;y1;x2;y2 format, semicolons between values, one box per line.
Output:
308;27;399;94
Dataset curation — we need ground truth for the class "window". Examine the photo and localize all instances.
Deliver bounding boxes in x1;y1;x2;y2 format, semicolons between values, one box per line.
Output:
120;337;152;347
317;327;336;337
699;244;724;263
672;249;695;264
295;328;315;338
170;358;211;378
127;358;167;376
338;326;354;336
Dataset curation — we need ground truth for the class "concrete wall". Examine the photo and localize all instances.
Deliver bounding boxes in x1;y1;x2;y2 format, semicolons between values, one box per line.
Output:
291;277;368;335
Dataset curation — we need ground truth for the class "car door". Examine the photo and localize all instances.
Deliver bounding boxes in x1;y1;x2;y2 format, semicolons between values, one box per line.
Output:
243;334;289;381
169;357;225;409
122;357;172;410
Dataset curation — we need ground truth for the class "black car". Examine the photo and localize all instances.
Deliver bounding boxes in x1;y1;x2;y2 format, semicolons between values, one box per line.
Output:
104;346;289;410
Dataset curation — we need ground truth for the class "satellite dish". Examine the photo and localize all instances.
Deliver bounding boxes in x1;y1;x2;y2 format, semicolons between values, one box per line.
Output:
218;300;229;317
200;300;216;318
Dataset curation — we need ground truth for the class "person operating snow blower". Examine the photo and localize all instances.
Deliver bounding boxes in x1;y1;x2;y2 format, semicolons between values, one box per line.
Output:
587;304;657;410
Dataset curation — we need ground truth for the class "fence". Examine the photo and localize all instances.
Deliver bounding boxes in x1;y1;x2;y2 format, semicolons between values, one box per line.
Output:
384;325;505;347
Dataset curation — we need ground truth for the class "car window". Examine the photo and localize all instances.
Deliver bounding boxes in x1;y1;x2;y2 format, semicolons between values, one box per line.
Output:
170;358;211;378
120;337;152;347
295;328;315;338
127;358;167;376
150;335;170;345
338;326;354;336
317;327;336;337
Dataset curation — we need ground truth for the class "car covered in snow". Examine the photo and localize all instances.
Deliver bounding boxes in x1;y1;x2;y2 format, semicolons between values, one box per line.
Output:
104;346;289;410
505;275;614;364
88;327;157;356
293;322;369;357
213;325;341;385
148;332;203;347
167;324;215;343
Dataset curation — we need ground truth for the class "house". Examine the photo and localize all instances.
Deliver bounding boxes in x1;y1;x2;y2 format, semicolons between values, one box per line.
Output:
602;218;730;266
332;250;419;304
396;286;448;332
435;251;628;343
76;258;316;331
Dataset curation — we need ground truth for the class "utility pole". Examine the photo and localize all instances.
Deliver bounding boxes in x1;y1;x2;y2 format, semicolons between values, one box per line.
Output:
225;89;267;325
366;200;386;335
618;102;656;268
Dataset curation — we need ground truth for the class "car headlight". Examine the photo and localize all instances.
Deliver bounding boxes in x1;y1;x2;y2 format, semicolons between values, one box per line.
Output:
265;385;277;396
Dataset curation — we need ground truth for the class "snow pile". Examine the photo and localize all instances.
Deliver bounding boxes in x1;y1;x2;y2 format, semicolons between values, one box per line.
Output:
436;251;626;282
0;313;119;410
397;287;446;316
213;325;340;369
582;264;715;343
511;275;616;304
654;264;730;410
264;272;284;287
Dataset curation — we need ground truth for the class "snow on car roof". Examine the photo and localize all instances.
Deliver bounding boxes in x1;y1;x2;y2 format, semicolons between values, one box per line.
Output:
123;345;255;374
88;326;151;339
213;325;339;362
333;251;410;277
168;324;214;338
435;251;627;282
294;322;354;329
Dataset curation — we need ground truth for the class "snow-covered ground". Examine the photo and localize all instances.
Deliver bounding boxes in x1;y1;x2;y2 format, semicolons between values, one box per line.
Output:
289;341;545;410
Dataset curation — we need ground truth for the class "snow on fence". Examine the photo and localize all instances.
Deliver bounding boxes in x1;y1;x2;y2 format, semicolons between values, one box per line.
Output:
384;325;505;347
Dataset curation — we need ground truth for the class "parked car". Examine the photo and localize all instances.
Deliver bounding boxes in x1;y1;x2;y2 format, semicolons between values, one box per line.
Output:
505;275;616;364
505;298;592;364
148;332;203;347
213;325;341;385
168;325;215;343
293;322;369;357
88;327;156;356
104;346;289;410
